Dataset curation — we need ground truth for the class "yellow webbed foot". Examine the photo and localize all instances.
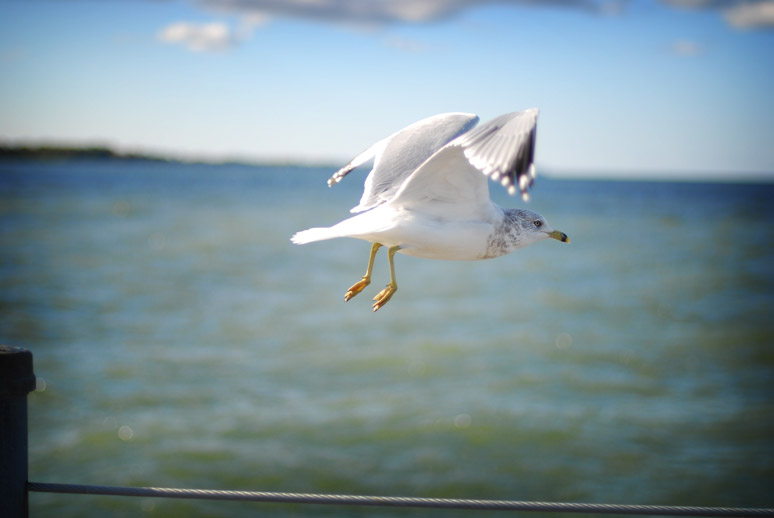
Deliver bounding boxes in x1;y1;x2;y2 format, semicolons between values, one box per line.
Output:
344;277;370;302
372;283;397;312
345;242;382;302
371;246;401;312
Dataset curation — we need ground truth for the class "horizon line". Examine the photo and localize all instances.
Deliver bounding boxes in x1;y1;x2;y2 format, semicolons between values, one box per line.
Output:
1;141;772;184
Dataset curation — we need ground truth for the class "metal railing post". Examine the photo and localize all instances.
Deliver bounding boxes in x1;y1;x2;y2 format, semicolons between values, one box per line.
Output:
0;346;36;518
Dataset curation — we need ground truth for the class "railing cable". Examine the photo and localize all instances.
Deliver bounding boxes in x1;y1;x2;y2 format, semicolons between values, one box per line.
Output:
5;348;773;518
27;482;774;517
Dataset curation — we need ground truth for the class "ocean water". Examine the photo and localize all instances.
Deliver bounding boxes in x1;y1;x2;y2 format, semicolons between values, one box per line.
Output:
1;159;772;517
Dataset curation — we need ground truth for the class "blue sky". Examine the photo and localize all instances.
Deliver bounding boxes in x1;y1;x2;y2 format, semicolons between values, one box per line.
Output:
1;0;772;179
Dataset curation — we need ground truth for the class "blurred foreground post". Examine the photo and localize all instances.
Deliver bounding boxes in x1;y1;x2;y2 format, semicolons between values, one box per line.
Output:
0;346;36;518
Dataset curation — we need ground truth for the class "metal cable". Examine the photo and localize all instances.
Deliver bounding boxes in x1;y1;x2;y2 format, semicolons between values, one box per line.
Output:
27;482;774;516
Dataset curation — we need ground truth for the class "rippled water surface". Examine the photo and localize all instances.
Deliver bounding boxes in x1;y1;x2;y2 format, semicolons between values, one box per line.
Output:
1;160;772;517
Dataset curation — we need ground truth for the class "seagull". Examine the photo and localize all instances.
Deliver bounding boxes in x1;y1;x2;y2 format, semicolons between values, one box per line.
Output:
291;109;569;311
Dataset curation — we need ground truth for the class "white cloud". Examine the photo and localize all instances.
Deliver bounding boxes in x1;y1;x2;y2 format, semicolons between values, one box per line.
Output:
193;0;619;27
660;0;719;7
382;36;428;53
723;0;774;28
671;39;703;55
660;0;774;29
157;0;620;53
157;0;771;55
1;47;26;63
157;21;236;52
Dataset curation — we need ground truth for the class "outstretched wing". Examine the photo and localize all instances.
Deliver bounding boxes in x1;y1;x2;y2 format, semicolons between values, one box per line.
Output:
327;112;479;213
454;108;539;200
390;109;539;219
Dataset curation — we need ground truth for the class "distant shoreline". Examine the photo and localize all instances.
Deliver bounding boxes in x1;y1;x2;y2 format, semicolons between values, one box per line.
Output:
0;144;177;163
0;143;333;168
1;143;771;184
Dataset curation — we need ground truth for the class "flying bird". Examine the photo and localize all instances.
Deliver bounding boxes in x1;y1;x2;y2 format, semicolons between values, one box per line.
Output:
291;109;569;311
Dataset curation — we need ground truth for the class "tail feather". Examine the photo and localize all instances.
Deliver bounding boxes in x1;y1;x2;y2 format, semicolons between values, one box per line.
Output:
290;227;339;244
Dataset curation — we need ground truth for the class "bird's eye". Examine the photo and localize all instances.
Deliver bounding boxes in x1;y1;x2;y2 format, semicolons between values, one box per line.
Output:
533;220;543;228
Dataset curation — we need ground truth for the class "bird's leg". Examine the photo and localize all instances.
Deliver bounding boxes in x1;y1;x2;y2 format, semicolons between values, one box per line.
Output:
344;242;382;302
372;245;400;312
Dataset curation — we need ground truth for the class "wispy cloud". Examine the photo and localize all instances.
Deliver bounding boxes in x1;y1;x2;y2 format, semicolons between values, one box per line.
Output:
157;21;238;52
660;0;774;29
671;39;704;55
157;0;771;54
382;36;429;53
1;47;26;63
194;0;620;27
723;0;774;28
157;0;623;53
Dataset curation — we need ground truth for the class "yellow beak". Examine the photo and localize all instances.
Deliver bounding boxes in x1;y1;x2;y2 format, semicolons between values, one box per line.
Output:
548;230;570;243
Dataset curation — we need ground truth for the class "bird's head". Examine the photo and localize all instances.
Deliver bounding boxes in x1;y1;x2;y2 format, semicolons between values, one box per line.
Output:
512;209;570;246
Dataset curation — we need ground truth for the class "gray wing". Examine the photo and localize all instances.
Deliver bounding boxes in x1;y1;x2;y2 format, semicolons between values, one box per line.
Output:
453;108;539;201
389;109;540;219
327;112;479;213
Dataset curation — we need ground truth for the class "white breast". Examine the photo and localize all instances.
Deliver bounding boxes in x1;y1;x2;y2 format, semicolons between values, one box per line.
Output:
360;206;502;260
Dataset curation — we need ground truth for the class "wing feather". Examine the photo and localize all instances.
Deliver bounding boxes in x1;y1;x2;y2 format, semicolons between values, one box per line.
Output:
456;109;539;199
390;109;540;217
327;113;479;213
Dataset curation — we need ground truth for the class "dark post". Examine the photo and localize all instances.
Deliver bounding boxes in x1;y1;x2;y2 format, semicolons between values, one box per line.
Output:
0;346;36;518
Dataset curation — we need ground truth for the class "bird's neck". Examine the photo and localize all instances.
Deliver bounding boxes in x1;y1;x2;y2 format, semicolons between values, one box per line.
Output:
482;208;535;259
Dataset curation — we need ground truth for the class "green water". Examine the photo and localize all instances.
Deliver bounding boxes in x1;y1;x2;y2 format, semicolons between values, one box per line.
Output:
1;160;772;517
